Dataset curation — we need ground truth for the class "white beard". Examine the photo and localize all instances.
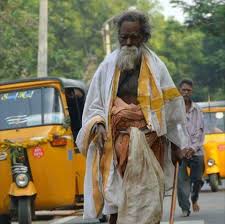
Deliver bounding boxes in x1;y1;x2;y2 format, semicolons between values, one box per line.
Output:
117;46;142;71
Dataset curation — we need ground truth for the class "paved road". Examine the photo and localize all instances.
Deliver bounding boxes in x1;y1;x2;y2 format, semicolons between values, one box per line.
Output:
161;181;225;224
162;189;225;224
13;182;225;224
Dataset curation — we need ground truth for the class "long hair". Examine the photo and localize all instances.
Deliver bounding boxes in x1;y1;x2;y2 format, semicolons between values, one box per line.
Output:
115;10;151;42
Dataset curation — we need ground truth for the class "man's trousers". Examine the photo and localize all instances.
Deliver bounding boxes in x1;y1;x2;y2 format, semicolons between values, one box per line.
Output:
177;155;205;212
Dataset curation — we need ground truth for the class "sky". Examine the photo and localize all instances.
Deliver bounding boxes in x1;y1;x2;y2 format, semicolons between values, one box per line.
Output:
158;0;185;22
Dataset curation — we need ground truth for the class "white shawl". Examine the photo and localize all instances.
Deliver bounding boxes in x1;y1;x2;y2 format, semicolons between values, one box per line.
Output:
76;47;188;218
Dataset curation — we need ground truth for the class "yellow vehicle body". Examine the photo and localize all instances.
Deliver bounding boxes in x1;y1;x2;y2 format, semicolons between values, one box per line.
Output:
198;101;225;192
204;134;225;176
0;78;86;223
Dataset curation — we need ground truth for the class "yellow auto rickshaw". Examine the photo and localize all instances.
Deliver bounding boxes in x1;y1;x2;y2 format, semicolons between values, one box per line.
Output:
0;77;86;223
198;101;225;192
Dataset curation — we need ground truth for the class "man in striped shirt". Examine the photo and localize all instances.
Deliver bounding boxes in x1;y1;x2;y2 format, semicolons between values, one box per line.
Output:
177;79;205;217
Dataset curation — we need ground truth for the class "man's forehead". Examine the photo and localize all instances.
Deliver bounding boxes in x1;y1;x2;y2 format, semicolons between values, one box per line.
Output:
119;21;141;33
181;83;192;89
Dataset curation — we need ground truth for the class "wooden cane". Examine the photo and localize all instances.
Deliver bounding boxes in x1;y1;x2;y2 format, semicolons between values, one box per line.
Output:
169;161;179;224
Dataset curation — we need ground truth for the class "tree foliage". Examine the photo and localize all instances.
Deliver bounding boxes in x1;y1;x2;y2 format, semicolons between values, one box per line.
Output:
0;0;39;79
0;0;224;100
171;0;225;100
0;0;154;80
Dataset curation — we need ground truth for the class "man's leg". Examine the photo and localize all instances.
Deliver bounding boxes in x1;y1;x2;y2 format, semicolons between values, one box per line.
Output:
109;213;118;224
189;155;205;212
177;160;191;216
102;200;118;224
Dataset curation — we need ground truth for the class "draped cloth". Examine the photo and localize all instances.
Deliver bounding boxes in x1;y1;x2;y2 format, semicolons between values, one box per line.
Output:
76;47;188;219
111;97;165;224
111;97;165;177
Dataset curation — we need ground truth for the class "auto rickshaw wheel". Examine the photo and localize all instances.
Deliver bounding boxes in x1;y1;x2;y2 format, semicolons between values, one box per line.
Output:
0;214;11;224
209;174;219;192
18;197;32;224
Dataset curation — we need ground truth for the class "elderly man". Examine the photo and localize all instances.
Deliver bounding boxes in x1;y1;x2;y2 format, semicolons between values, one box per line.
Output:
77;10;188;224
177;79;205;217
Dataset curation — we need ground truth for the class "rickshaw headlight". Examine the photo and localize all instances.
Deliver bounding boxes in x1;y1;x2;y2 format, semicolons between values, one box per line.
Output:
15;173;29;188
207;159;215;167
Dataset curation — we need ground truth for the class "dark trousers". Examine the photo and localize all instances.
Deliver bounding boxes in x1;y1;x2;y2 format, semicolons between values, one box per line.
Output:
177;155;205;212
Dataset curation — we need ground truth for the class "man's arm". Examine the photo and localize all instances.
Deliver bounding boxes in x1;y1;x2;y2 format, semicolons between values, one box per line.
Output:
171;142;188;165
91;122;107;157
190;109;204;153
158;61;189;150
76;63;107;156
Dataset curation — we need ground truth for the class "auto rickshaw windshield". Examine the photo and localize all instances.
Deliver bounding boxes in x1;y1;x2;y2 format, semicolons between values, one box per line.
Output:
203;111;225;134
0;87;64;130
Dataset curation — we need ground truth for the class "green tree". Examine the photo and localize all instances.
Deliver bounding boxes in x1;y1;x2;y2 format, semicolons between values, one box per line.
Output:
0;0;39;80
171;0;225;100
47;0;157;79
151;18;206;101
1;0;223;101
0;0;158;81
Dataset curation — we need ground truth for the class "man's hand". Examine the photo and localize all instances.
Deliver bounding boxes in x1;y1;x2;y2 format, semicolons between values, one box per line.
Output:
171;143;186;165
185;148;195;159
91;123;107;156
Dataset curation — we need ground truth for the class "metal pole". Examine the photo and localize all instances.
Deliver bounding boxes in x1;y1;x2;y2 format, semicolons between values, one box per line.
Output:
37;0;48;77
105;23;111;55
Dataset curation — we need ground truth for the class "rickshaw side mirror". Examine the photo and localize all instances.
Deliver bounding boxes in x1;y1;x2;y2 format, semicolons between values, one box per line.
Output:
63;115;71;129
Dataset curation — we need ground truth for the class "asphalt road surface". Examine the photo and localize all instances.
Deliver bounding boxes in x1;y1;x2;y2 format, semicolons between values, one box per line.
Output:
13;182;225;224
162;184;225;224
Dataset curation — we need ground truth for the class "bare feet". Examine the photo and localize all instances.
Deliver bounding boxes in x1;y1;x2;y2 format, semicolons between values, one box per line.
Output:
192;202;200;212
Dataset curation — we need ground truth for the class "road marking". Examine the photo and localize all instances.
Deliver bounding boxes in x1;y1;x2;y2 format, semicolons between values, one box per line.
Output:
49;216;77;224
50;217;205;224
161;221;204;224
49;216;101;224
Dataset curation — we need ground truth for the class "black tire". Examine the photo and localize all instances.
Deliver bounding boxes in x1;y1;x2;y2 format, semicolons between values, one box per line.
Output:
18;197;32;224
0;214;11;224
209;174;219;192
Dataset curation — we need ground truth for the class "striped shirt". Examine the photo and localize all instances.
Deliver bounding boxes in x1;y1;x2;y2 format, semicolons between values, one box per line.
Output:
186;102;205;156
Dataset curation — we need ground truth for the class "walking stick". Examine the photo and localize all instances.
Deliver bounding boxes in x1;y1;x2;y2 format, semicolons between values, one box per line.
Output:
169;161;179;224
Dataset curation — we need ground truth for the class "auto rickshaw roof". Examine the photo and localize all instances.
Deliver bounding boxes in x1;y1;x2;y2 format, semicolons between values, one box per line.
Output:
197;101;225;109
0;77;87;92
